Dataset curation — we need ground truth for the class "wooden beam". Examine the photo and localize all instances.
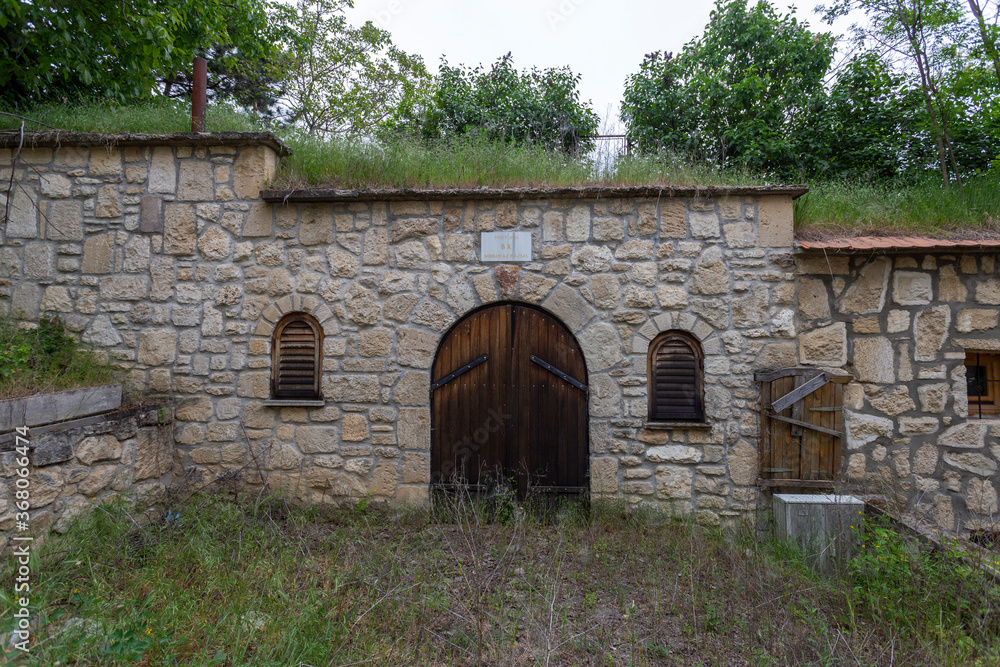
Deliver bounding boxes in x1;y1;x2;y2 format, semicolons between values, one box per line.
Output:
771;373;829;413
755;368;852;384
767;412;842;438
757;478;836;488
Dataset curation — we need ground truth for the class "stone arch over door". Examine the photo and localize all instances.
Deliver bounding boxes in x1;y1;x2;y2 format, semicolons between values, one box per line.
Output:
430;302;589;497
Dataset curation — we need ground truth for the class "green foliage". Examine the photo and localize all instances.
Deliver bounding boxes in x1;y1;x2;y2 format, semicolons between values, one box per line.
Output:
622;0;835;178
0;314;121;398
0;0;427;135
623;0;1000;186
818;0;988;186
808;52;921;180
847;514;1000;650
278;0;431;137
942;60;1000;174
680;0;834;175
620;51;698;156
0;0;278;105
417;53;600;152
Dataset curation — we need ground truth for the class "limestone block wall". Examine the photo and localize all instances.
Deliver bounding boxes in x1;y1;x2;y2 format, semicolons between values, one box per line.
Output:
0;405;174;548
1;133;802;523
797;252;1000;534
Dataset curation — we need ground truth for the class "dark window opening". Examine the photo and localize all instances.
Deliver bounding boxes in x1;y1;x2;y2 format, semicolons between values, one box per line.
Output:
965;351;1000;418
647;331;704;422
271;313;323;400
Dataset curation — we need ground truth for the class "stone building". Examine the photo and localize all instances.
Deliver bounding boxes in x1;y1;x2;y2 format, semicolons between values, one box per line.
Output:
796;238;1000;534
2;132;998;535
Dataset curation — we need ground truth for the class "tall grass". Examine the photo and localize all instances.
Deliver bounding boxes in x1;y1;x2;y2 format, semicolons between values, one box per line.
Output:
3;102;999;230
4;489;999;666
278;133;596;189
0;99;266;135
278;132;770;190
0;314;122;399
795;176;1000;234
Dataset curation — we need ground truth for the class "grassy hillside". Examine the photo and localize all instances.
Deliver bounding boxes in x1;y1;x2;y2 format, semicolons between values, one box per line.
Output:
6;491;999;666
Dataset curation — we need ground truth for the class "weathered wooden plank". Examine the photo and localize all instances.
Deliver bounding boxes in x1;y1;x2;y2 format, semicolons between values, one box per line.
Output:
758;478;836;489
771;373;829;413
767;412;842;438
755;368;825;384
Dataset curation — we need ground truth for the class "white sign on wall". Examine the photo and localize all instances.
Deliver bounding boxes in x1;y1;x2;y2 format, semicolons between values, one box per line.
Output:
481;231;532;262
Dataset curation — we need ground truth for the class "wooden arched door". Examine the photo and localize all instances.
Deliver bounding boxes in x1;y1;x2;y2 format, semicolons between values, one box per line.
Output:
431;303;589;497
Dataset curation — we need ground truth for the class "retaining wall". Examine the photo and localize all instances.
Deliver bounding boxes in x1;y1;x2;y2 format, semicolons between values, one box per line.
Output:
0;396;173;547
0;133;804;524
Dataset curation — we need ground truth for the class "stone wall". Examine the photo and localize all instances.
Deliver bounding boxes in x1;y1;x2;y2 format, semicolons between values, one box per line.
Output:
798;251;1000;534
1;133;802;524
0;404;174;548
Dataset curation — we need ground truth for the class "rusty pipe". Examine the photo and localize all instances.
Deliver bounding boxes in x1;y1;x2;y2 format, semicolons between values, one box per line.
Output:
191;57;207;133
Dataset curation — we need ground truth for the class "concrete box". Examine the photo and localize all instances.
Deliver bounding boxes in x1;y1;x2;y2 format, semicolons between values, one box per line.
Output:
773;494;865;571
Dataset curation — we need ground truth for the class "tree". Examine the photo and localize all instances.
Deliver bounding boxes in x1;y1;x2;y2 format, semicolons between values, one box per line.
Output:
820;0;972;188
621;0;834;178
620;51;698;155
808;51;920;180
937;58;1000;172
157;1;296;117
0;0;277;105
967;0;1000;82
278;0;430;136
422;53;600;152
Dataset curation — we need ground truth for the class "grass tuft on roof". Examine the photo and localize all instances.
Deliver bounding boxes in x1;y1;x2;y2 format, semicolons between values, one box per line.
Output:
2;101;998;234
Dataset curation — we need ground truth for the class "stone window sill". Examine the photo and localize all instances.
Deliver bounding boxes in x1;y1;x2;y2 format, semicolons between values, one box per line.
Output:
262;399;326;408
644;421;712;430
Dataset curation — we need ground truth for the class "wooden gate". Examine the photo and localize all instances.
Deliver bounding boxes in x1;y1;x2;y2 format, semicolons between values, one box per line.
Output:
756;368;851;488
431;303;589;497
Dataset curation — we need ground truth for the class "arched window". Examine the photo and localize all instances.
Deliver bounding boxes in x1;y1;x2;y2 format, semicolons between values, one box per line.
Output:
647;331;704;422
271;313;323;400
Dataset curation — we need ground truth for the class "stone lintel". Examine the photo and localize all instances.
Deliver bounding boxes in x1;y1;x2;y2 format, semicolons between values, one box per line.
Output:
644;422;713;430
262;400;327;408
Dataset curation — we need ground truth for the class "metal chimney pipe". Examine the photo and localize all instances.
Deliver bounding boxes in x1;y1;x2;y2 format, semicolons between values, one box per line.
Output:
191;57;208;133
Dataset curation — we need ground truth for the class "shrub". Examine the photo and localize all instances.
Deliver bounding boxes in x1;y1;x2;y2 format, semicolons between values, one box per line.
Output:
0;314;122;398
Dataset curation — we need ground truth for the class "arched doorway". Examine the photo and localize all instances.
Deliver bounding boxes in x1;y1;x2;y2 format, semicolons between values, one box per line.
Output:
430;303;589;498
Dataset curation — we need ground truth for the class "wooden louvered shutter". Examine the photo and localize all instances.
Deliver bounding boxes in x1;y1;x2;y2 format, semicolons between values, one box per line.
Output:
648;332;704;422
272;315;322;399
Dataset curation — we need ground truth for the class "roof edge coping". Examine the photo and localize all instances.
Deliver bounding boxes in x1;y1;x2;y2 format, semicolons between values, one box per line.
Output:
262;184;809;203
0;130;291;156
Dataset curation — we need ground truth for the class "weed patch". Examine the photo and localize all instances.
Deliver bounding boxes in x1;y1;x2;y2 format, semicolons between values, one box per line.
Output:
0;314;122;400
2;492;998;666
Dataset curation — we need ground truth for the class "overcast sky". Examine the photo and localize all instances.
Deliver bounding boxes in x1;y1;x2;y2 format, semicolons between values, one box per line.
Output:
344;0;850;130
